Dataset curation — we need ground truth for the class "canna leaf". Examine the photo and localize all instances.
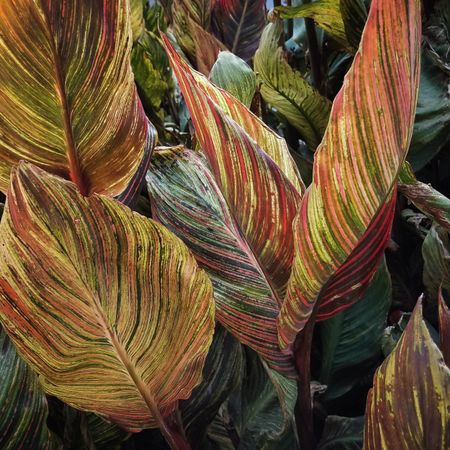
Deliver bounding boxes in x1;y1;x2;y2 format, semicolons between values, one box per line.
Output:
209;52;257;108
161;33;305;193
364;301;450;450
422;224;450;300
0;325;58;450
439;289;450;366
276;0;354;52
318;415;364;450
319;259;391;400
212;0;266;62
399;162;450;230
278;0;421;349
0;163;215;434
147;148;296;375
254;20;332;149
0;0;154;197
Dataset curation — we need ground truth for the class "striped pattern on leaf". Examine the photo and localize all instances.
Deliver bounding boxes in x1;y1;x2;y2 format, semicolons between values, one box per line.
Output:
0;163;215;432
254;20;332;149
364;301;450;450
278;0;421;349
147;148;295;375
0;326;58;450
0;0;153;197
439;289;450;367
212;0;266;62
161;34;304;194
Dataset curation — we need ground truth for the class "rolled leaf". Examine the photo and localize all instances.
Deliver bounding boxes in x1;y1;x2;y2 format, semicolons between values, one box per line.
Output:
147;148;295;374
439;289;450;366
0;163;215;433
209;52;257;108
212;0;266;62
364;301;450;450
278;0;421;349
254;20;332;149
0;326;58;450
399;162;450;230
0;0;153;197
161;34;305;193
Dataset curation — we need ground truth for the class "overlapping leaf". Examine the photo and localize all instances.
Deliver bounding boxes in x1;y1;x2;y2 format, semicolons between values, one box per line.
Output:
0;0;154;197
209;52;257;108
254;20;332;149
161;34;304;193
0;326;58;450
439;289;450;366
399;163;450;230
0;163;215;435
364;301;450;449
147;148;295;375
278;0;421;349
212;0;266;62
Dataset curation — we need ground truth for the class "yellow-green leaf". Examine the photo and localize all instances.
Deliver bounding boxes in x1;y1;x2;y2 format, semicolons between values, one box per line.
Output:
364;301;450;449
0;163;215;437
254;20;332;149
0;0;154;197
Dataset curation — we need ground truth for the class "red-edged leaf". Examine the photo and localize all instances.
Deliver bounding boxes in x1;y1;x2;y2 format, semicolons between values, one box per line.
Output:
212;0;266;62
278;0;421;349
0;0;154;197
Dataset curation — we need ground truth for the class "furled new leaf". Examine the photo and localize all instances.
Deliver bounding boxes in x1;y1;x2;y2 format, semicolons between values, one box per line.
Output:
0;0;154;197
209;52;257;108
212;0;266;62
0;163;215;435
254;20;332;149
399;163;450;230
0;326;58;450
161;34;304;193
147;148;295;375
319;259;391;400
278;0;421;348
364;301;450;449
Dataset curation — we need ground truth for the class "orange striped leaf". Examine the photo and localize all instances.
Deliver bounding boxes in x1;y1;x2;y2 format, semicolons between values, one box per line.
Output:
278;0;421;348
0;0;155;197
0;163;215;439
364;300;450;449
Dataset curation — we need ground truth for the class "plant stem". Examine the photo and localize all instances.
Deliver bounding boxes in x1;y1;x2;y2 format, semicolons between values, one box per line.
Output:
302;1;324;93
294;305;319;450
162;411;191;450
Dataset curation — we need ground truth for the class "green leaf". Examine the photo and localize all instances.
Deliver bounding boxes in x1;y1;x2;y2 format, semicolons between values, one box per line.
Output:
319;259;391;400
0;326;58;450
318;415;364;450
209;52;257;108
254;20;332;149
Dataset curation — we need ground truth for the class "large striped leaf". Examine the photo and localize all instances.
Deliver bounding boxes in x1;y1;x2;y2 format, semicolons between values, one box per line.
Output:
0;0;154;197
147;147;295;375
0;325;58;450
212;0;266;62
278;0;421;348
364;301;450;449
254;20;332;149
161;34;304;193
0;164;215;441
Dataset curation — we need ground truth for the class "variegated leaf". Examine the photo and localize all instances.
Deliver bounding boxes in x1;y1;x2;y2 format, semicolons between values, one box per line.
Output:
0;163;215;442
439;288;450;367
254;20;332;149
161;33;304;193
0;0;154;197
278;0;421;349
364;301;450;450
147;147;295;374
